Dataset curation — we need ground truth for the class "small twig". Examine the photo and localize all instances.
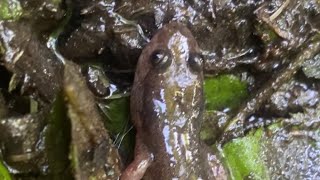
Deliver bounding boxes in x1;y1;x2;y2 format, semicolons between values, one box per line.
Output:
269;0;291;21
218;36;320;144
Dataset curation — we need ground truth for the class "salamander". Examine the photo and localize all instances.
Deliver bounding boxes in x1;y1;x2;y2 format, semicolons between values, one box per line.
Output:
121;22;227;180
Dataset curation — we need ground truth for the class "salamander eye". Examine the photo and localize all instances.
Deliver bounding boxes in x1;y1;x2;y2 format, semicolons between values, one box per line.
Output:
150;49;172;70
188;53;203;72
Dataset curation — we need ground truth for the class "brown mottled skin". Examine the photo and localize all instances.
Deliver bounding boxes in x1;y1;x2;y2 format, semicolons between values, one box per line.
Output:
121;22;227;180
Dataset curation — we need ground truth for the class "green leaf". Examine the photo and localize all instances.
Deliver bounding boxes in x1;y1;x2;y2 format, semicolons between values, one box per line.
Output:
0;160;11;180
204;75;248;111
99;97;135;161
222;129;269;180
100;98;130;133
45;93;72;179
0;0;22;20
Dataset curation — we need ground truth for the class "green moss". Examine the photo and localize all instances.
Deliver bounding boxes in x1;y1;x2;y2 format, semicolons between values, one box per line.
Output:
0;160;11;180
204;75;248;111
52;0;62;6
222;129;269;180
0;0;22;20
266;122;282;133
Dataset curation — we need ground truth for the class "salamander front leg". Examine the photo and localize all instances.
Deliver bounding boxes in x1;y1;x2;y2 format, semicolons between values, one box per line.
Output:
120;135;153;180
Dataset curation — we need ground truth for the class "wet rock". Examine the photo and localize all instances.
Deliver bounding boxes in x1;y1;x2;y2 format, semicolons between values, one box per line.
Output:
262;104;320;179
58;0;264;72
58;0;147;70
0;114;48;174
256;0;319;47
19;0;65;32
0;21;63;102
269;79;319;116
302;53;320;79
85;64;111;97
117;0;264;72
254;0;320;72
58;0;115;60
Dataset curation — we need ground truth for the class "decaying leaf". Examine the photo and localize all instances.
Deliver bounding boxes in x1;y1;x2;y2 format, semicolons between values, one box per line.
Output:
64;61;122;180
